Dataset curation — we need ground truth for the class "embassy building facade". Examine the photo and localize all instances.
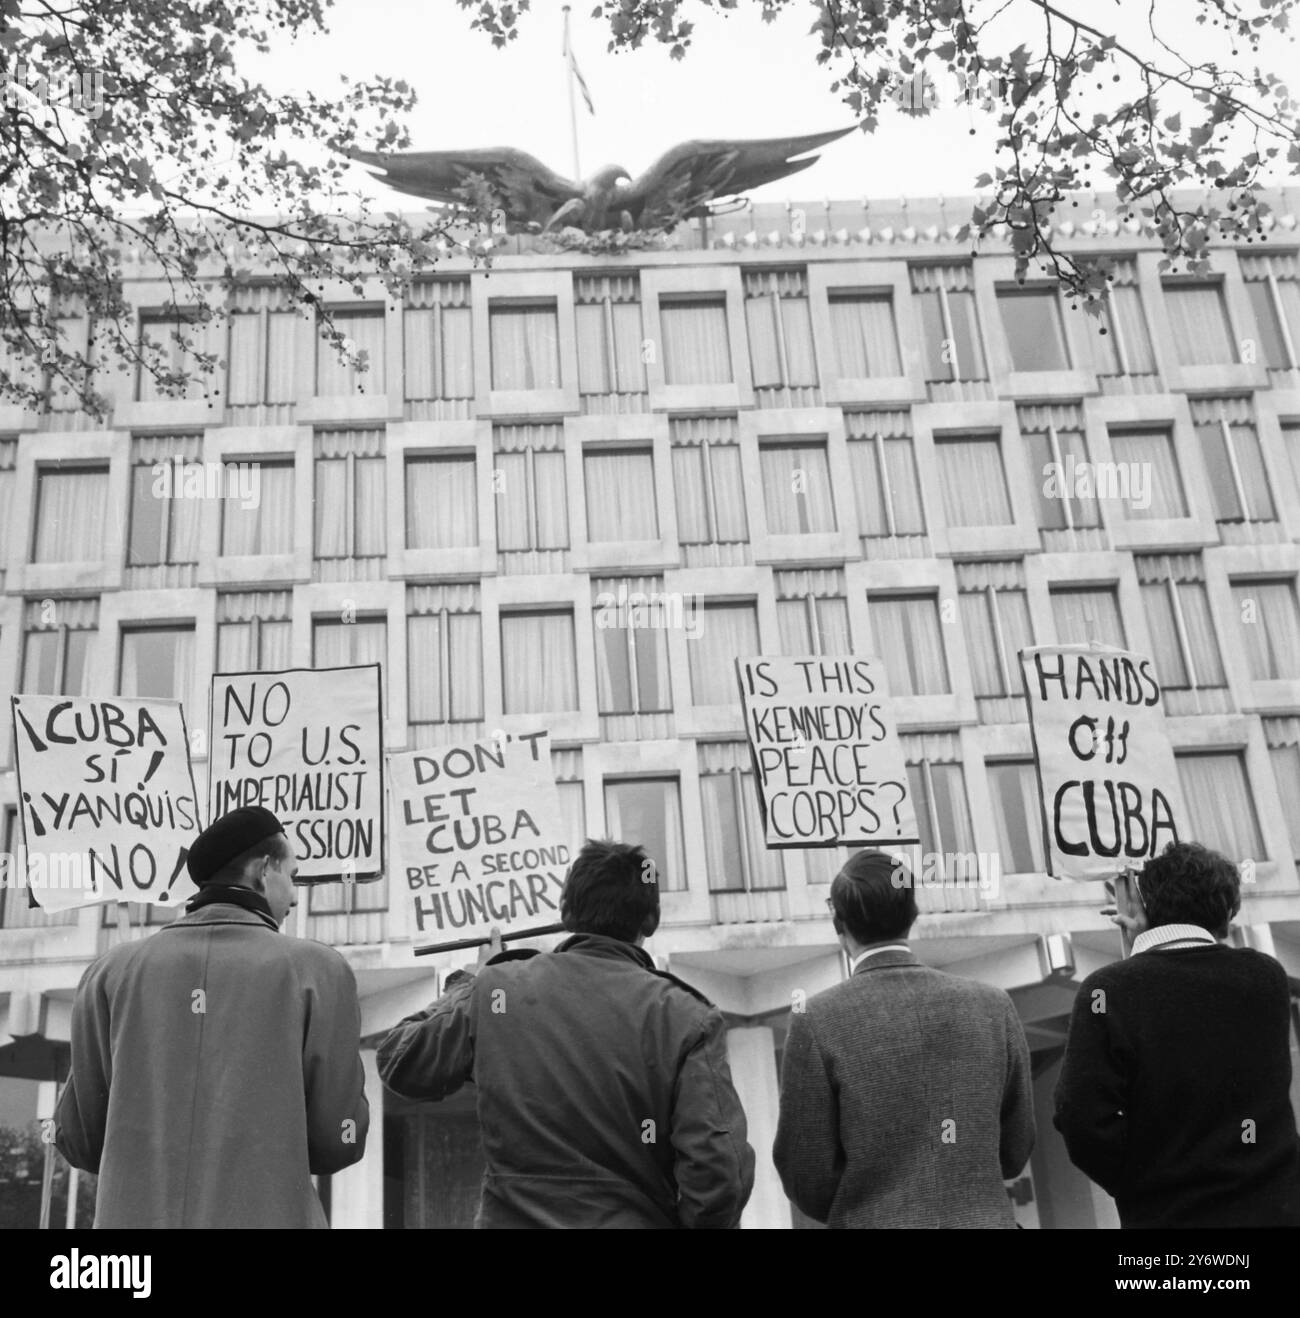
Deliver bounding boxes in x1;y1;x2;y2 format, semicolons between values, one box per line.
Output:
1;189;1300;1229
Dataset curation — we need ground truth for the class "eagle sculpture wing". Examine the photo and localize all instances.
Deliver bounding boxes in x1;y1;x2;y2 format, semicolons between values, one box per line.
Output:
349;146;581;231
621;127;855;230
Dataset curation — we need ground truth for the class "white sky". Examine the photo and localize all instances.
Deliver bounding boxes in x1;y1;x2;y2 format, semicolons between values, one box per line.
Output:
244;0;1292;205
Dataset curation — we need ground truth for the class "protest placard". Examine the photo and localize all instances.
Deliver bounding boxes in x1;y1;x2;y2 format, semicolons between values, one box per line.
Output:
736;656;918;848
10;695;202;912
1020;643;1186;880
389;731;573;942
208;665;384;882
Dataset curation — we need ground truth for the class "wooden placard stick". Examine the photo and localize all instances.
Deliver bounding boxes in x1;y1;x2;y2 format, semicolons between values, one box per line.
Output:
414;922;565;957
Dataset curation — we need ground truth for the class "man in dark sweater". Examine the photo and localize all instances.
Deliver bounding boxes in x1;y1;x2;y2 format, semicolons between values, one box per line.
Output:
1054;841;1300;1227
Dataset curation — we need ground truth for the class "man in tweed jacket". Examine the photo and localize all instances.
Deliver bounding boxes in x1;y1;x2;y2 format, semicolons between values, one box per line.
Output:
773;850;1035;1228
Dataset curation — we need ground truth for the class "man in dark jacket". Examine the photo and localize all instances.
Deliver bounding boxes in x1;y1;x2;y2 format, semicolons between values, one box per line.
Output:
1054;841;1300;1227
773;850;1035;1228
378;838;755;1228
56;806;369;1228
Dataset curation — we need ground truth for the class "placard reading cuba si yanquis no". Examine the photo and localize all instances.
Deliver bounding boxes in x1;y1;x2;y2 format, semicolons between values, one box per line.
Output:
736;655;919;848
10;694;203;913
208;665;384;882
1019;644;1187;881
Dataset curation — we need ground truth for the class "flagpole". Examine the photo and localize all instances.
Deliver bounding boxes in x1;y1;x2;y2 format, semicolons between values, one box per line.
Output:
563;5;581;179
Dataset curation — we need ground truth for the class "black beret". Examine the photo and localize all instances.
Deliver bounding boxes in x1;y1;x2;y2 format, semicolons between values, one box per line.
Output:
188;807;286;886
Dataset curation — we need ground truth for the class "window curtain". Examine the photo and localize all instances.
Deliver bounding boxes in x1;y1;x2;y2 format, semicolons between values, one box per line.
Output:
137;317;200;401
556;779;587;854
576;303;612;394
1175;581;1226;686
495;431;570;552
168;481;201;564
1177;754;1264;861
700;773;745;892
871;596;949;695
1232;581;1300;680
408;612;483;721
1024;430;1101;529
831;295;900;377
671;445;710;543
1195;420;1275;521
959;592;1003;697
1268;745;1300;858
493;451;530;551
1051;588;1126;647
354;456;386;556
603;779;685;892
34;469;108;563
533;451;569;548
585;450;658;540
1110;286;1157;373
501;612;577;713
313;618;386;668
776;596;850;656
1140;583;1188;688
989;762;1046;873
406;456;478;550
128;465;166;565
223;462;294;555
690;604;759;704
120;628;195;712
314;458;349;558
998;290;1070;371
490;307;560;390
1165;285;1235;366
760;443;835;534
745;296;817;388
1108;430;1188;519
709;444;748;540
226;313;262;405
936;437;1012;527
907;761;974;856
317;311;386;395
266;312;297;402
659;300;732;385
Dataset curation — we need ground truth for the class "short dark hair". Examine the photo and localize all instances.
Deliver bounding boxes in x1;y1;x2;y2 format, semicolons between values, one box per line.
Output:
207;831;290;889
1138;841;1240;938
830;849;918;944
560;839;660;943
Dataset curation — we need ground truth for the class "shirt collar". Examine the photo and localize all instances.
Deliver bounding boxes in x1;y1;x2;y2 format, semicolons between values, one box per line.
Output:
1132;923;1218;955
849;943;910;973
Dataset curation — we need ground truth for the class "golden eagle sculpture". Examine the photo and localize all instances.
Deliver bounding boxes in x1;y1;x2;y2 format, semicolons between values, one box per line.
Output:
349;127;854;235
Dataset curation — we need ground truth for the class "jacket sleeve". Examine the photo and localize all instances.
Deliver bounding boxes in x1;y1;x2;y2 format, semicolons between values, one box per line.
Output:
669;1007;756;1229
1053;972;1128;1193
999;995;1036;1178
54;959;113;1174
376;975;476;1102
772;1007;842;1223
303;953;371;1175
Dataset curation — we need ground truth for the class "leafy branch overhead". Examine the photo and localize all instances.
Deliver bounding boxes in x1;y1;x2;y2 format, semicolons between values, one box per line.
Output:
460;0;1300;315
0;0;485;415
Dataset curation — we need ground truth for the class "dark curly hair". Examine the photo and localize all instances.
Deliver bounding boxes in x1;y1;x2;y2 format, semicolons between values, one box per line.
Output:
1138;841;1241;938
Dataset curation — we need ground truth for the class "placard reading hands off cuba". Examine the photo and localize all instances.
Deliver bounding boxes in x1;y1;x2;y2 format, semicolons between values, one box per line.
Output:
737;656;918;848
1020;644;1186;881
10;695;202;912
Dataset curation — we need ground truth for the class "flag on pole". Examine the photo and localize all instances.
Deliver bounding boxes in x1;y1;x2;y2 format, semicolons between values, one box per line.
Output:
563;12;595;115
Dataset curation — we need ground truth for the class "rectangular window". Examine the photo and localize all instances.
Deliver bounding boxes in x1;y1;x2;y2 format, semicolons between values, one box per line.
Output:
221;459;295;556
1135;555;1226;691
137;311;202;401
501;610;578;714
22;598;98;695
699;743;784;892
845;412;925;538
0;439;15;562
998;287;1070;371
489;303;560;390
574;275;646;398
408;584;483;731
659;296;732;385
1176;752;1265;861
1164;283;1236;366
1051;586;1126;648
593;578;672;715
307;874;389;916
910;265;987;382
316;308;386;395
1084;264;1157;378
1108;427;1189;520
775;570;850;657
216;592;292;672
584;448;658;541
312;616;387;668
1230;579;1300;680
1264;719;1300;860
603;777;686;892
493;424;568;552
670;418;747;545
743;269;817;395
690;602;759;704
759;440;836;534
128;439;202;568
404;280;473;401
904;745;975;865
829;292;901;377
313;429;386;561
119;625;196;712
1020;415;1101;531
1241;253;1300;373
989;760;1046;874
226;285;297;406
405;454;478;550
1;807;77;929
1190;398;1275;524
32;466;109;563
956;563;1034;702
869;595;950;696
934;434;1012;527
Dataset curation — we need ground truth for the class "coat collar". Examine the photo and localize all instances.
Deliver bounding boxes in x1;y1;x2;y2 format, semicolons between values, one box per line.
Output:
851;946;923;976
555;932;654;970
162;902;280;934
